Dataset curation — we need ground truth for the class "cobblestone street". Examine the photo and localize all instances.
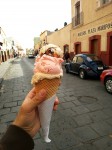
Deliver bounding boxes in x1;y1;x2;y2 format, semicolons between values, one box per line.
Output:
0;57;112;150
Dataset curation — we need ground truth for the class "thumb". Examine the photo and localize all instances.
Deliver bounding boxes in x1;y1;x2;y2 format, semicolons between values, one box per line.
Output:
22;89;47;112
31;89;47;108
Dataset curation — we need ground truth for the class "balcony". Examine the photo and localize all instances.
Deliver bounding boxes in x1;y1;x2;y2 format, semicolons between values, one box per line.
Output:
72;12;83;28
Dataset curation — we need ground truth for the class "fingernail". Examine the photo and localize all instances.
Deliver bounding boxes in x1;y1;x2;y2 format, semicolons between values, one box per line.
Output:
39;89;46;97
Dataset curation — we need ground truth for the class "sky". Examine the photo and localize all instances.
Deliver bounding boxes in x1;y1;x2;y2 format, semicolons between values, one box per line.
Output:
1;0;71;48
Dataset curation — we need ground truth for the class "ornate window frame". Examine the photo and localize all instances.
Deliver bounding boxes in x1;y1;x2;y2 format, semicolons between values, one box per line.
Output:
73;0;83;27
74;0;82;14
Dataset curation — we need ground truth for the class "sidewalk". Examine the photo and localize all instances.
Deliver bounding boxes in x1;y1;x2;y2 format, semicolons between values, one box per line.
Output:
0;58;16;84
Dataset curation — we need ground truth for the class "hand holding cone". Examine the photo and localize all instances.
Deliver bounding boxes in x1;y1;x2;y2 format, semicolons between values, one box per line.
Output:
31;44;63;142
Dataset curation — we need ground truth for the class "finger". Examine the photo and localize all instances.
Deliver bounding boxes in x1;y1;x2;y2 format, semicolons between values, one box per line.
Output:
23;89;47;112
53;98;59;111
53;104;58;111
54;99;59;105
27;88;36;99
31;89;47;109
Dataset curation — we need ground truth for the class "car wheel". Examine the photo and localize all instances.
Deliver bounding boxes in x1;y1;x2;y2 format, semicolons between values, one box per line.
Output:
79;69;86;79
105;77;112;94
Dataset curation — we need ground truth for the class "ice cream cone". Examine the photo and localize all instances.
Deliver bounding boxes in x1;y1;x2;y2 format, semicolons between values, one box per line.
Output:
34;78;60;100
31;44;63;142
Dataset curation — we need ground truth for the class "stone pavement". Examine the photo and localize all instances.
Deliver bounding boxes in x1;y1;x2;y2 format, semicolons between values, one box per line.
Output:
0;57;33;137
0;58;16;85
0;57;112;150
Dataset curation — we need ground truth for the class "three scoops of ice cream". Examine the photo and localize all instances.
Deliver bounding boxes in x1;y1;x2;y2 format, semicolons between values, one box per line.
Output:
31;44;64;142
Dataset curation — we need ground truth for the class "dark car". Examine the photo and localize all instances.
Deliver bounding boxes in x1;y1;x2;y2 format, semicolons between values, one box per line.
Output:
28;50;35;58
65;53;108;79
100;69;112;94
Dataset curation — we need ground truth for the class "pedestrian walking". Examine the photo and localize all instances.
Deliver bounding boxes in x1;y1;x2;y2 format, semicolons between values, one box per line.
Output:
64;51;70;63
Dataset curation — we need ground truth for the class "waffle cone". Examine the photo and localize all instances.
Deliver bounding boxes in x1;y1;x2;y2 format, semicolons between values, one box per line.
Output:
34;78;60;100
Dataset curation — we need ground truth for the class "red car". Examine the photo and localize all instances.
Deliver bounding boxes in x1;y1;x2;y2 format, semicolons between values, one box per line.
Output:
100;69;112;94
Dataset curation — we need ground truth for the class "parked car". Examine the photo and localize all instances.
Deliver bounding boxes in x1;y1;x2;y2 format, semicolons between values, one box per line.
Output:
100;69;112;94
28;50;35;58
65;53;108;79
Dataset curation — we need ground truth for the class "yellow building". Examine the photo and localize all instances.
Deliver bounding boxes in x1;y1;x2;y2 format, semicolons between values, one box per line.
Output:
71;0;112;66
38;24;72;58
47;24;71;54
38;0;112;65
0;27;7;64
40;30;53;47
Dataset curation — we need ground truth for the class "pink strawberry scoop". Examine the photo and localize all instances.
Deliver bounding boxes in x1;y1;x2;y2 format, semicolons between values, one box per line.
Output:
31;54;64;84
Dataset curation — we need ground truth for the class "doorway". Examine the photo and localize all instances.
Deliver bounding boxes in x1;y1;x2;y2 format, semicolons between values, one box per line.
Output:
89;35;101;57
107;31;112;66
91;39;98;56
74;42;81;54
64;44;69;54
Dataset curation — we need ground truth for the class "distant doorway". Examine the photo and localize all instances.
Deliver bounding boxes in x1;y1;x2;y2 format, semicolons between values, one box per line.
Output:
107;31;112;66
7;50;10;59
1;51;4;62
64;44;69;54
4;51;7;61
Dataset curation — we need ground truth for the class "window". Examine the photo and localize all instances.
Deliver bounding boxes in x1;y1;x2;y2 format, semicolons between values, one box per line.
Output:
77;57;83;63
76;2;80;23
75;1;80;26
72;0;83;28
73;56;77;63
